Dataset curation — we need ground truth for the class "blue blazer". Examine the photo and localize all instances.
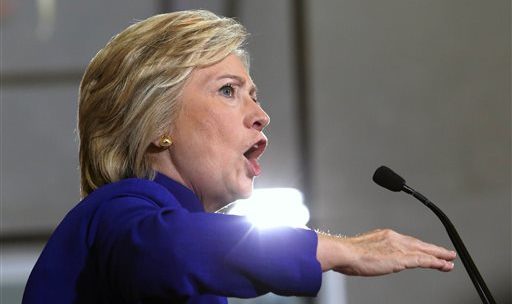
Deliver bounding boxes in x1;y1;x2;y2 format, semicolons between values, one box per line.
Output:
23;173;321;303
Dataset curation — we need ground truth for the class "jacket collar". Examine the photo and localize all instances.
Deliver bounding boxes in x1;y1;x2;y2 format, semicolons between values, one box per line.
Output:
153;173;205;213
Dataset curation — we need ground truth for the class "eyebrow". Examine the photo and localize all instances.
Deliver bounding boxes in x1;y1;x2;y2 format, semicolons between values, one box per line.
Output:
216;74;258;95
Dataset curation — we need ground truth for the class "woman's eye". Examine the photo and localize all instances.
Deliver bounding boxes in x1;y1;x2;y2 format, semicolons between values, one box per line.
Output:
220;84;234;97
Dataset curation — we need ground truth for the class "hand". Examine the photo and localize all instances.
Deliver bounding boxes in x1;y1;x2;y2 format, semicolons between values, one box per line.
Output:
317;229;456;276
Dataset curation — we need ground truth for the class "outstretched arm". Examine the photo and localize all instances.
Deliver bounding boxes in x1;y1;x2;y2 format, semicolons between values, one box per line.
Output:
316;228;456;276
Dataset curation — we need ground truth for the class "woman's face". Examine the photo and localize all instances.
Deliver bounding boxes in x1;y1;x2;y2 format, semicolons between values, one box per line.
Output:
162;54;270;211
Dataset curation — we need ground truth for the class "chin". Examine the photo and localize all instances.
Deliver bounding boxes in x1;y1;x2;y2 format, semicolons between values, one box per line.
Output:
234;183;254;200
237;191;252;200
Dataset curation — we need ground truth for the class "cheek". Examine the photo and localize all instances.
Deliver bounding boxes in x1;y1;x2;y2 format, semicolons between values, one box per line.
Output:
196;112;241;151
176;111;216;148
177;114;240;166
188;107;225;137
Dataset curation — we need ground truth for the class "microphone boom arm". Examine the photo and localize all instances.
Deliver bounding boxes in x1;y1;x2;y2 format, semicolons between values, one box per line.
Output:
402;184;496;304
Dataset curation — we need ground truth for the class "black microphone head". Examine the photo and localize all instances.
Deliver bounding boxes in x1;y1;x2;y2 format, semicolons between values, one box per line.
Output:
372;166;406;192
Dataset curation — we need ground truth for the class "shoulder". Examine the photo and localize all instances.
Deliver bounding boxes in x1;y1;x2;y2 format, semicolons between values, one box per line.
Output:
79;178;184;246
84;177;179;209
62;178;181;232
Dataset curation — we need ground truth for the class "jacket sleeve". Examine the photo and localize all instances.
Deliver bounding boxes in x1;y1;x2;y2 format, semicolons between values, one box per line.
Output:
91;195;322;302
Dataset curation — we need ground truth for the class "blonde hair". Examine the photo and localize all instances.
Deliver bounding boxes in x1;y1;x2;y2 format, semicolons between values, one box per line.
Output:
78;10;248;196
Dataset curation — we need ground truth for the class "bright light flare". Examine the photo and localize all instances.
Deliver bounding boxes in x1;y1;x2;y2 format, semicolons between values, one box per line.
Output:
227;188;310;229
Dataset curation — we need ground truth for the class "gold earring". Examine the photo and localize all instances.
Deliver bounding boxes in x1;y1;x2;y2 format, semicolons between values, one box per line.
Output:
159;136;173;148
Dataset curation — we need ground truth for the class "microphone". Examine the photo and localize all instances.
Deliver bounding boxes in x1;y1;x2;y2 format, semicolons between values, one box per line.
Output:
372;166;495;304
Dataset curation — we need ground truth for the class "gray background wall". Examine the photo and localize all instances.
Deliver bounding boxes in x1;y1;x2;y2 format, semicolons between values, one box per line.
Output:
308;1;510;303
1;0;510;303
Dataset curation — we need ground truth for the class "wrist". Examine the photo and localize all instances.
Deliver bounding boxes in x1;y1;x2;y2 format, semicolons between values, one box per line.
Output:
316;231;349;272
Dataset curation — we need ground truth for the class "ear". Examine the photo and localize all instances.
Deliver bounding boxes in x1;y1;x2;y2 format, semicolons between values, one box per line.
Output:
151;125;175;149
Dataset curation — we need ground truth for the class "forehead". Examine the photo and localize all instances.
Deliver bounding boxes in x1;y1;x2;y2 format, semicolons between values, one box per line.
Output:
189;54;255;87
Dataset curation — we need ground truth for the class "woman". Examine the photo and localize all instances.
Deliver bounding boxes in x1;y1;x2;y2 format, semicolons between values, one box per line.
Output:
23;10;455;304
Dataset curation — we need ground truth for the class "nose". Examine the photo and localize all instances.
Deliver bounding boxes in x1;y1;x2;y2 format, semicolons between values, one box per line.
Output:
246;102;270;131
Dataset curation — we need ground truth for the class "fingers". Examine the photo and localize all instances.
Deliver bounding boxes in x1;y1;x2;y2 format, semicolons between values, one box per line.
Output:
440;260;455;272
318;228;457;276
389;231;457;273
372;229;456;261
344;229;456;276
403;253;455;272
400;234;457;262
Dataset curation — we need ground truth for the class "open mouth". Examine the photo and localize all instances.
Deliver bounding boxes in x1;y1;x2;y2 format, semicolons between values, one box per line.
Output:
243;138;267;161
